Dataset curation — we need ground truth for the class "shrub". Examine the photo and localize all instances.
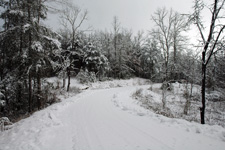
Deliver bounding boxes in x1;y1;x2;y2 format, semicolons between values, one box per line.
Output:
42;81;60;106
132;88;143;99
76;69;97;84
0;117;12;131
160;82;173;91
69;86;81;94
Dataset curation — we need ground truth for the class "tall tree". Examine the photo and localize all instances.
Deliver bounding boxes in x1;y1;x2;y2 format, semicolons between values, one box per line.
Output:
190;0;225;124
151;8;174;81
83;42;109;79
171;12;189;80
118;29;133;78
59;1;88;91
140;37;162;80
130;31;144;77
0;0;61;114
151;8;189;81
111;16;121;78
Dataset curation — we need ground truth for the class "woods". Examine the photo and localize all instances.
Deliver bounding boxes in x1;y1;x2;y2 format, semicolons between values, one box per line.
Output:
0;0;225;125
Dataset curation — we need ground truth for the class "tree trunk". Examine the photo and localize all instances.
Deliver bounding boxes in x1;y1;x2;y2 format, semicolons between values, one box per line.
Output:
67;67;71;92
201;52;206;124
17;19;23;109
107;39;111;78
17;83;22;110
173;35;177;80
28;72;32;112
28;0;32;113
190;80;193;97
37;67;41;110
0;47;4;81
17;25;23;109
114;35;117;61
62;71;66;88
165;61;168;82
119;47;122;79
4;85;8;105
63;78;66;88
150;60;154;80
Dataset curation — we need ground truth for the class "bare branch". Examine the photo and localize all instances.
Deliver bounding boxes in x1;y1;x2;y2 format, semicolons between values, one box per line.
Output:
58;1;88;45
206;25;225;65
74;10;88;32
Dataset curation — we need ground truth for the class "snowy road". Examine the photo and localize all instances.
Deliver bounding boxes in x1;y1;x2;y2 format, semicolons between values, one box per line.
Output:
0;85;225;150
62;88;174;150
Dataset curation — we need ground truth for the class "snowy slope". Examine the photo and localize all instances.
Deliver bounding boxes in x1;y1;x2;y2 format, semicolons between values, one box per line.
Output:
0;80;225;150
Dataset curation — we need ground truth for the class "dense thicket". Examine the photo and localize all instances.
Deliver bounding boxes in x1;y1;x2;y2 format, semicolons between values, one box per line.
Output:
0;0;61;119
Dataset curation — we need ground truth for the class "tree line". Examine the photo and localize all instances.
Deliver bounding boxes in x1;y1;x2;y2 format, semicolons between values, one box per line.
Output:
0;0;224;124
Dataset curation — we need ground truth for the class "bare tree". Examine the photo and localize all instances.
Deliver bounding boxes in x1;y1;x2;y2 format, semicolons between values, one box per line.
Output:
111;16;121;78
151;8;188;81
171;12;189;80
151;8;173;81
190;0;225;124
59;2;88;92
112;16;121;61
59;3;88;49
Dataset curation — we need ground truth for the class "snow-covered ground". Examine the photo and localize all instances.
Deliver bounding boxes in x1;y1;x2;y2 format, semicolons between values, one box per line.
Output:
0;78;225;150
131;82;225;127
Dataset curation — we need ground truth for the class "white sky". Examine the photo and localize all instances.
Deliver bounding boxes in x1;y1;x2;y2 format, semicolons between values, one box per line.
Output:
0;0;214;44
46;0;195;34
45;0;218;46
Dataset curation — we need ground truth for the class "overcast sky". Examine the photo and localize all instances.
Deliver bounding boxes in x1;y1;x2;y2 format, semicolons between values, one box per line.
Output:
0;0;212;42
46;0;195;34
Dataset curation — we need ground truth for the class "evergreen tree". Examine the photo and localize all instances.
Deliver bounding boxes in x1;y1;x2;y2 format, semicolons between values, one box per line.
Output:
0;0;61;116
141;38;162;81
83;42;109;79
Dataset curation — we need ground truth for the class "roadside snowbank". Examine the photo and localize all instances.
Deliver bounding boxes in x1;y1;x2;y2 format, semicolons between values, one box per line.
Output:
111;86;225;143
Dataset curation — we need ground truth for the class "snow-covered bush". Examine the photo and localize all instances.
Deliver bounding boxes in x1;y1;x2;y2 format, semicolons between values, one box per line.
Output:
42;81;60;106
83;42;109;78
182;83;191;115
0;92;5;107
160;82;174;109
192;93;201;101
0;117;12;132
76;69;97;84
206;90;225;102
132;88;144;99
132;88;174;118
0;100;6;107
160;82;173;91
131;83;225;127
68;86;81;95
0;91;4;98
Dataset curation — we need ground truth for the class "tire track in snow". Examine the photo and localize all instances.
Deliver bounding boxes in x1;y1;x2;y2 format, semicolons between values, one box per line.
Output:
71;88;173;150
1;85;225;150
109;89;173;150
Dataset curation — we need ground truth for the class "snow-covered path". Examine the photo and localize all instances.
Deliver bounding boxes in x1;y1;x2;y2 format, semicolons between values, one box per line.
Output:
0;86;225;150
62;88;173;150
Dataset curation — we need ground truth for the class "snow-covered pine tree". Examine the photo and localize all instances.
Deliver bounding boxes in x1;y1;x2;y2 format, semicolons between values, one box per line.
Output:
0;0;61;115
128;31;143;77
83;42;109;80
118;30;134;78
140;38;162;81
